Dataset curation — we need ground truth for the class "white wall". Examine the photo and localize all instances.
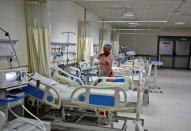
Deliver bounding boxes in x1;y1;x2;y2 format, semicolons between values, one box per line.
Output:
48;1;93;64
119;30;191;55
120;34;157;55
48;1;112;64
160;30;191;36
0;0;112;69
48;1;84;43
0;0;27;70
48;0;111;44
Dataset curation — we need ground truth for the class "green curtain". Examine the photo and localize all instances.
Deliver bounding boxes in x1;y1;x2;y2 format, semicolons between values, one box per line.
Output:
25;0;50;77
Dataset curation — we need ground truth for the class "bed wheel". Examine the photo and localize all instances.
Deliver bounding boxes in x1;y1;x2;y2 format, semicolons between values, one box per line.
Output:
143;89;149;106
135;125;139;131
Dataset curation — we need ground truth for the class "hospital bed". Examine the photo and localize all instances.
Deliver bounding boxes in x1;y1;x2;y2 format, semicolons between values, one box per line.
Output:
28;70;140;110
51;66;144;119
52;66;139;103
112;65;145;88
112;58;151;107
53;66;143;110
24;67;145;131
92;76;143;110
51;66;84;87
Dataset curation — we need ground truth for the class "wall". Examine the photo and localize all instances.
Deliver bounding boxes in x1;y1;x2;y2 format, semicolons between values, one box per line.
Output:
48;1;84;43
119;30;191;55
48;1;112;64
119;33;157;55
0;0;27;70
119;30;191;68
48;0;111;44
48;1;106;44
0;0;112;69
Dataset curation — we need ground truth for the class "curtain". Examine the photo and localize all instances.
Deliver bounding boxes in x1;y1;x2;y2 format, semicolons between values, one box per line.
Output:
98;29;111;53
111;32;120;55
77;21;94;63
25;0;50;77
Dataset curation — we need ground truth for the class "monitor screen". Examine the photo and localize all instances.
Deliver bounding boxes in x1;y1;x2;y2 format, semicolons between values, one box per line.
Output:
5;72;17;83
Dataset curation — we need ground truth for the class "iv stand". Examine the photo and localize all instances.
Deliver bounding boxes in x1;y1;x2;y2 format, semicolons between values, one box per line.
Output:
61;32;75;68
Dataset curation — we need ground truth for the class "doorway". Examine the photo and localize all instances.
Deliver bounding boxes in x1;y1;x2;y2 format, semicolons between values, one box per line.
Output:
158;36;191;69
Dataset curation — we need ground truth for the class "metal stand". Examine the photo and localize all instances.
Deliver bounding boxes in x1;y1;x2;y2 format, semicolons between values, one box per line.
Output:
82;69;91;85
149;61;163;93
61;32;75;69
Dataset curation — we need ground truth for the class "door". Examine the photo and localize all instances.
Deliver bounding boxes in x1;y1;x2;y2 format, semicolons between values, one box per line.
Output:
174;39;190;69
158;37;174;68
158;36;191;69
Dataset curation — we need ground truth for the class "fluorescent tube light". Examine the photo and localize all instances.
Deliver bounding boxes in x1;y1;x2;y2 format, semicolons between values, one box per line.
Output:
112;29;160;31
128;22;138;25
97;20;168;23
119;33;157;35
122;12;135;17
174;22;184;25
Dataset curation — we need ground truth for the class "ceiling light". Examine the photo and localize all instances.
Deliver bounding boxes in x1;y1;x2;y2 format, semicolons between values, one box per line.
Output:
122;12;135;17
112;29;160;31
97;20;168;23
128;22;138;25
128;25;139;28
174;22;184;25
119;33;157;35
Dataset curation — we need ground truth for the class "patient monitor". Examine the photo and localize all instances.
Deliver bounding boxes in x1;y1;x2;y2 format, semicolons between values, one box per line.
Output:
0;68;28;89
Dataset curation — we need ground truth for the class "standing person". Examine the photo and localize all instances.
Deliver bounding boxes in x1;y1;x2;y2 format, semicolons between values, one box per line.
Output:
98;43;114;77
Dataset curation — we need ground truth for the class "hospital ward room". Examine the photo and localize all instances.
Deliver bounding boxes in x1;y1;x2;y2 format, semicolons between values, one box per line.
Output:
1;0;191;131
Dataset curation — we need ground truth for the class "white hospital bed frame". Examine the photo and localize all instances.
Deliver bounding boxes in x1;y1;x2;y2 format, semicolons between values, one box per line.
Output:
25;67;145;131
26;75;143;131
26;74;62;109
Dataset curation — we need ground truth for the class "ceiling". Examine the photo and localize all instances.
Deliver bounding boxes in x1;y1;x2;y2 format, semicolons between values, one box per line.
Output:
73;0;191;30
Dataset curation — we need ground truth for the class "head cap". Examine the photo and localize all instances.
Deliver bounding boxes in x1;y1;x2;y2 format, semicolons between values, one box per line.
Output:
103;43;112;49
